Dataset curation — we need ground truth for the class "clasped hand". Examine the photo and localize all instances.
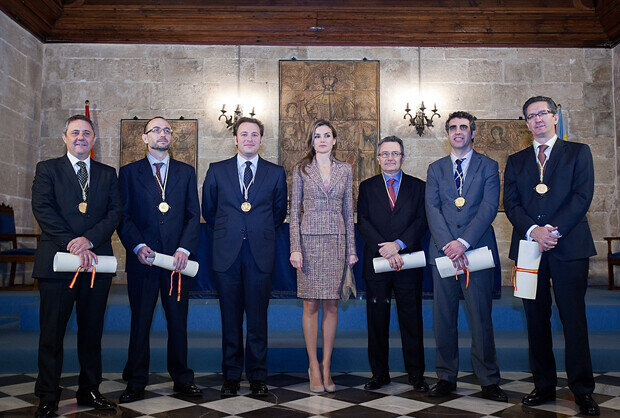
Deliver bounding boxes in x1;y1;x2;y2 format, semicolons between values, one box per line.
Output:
531;226;558;252
444;240;469;270
67;237;97;269
379;241;403;270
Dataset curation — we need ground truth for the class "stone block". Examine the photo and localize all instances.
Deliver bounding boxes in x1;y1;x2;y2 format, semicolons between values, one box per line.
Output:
244;46;309;60
584;49;611;59
467;60;503;83
0;161;17;195
239;59;256;83
255;59;278;83
40;109;71;138
421;59;468;83
202;58;238;84
1;76;29;115
60;81;101;110
587;211;612;240
590;184;615;213
100;81;150;111
26;59;42;92
99;58;162;83
162;58;204;83
584;59;612;82
0;136;14;165
542;61;571;83
41;83;62;110
1;40;27;85
361;47;403;60
490;84;532;114
583;82;612;110
504;60;542;83
527;83;584;109
592;111;614;138
567;110;594;139
44;58;98;82
39;136;65;160
568;57;587;82
94;109;126;140
592;157;615;184
97;44;150;59
0;105;24;139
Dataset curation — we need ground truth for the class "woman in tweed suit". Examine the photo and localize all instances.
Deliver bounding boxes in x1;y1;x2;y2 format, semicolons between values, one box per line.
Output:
289;119;358;392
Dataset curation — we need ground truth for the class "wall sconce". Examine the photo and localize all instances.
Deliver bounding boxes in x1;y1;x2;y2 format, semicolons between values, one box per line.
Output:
403;101;441;137
219;104;256;130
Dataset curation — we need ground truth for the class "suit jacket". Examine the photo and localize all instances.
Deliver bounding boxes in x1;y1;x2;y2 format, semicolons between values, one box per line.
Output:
357;172;427;279
31;155;122;279
289;159;356;257
503;140;596;261
425;150;500;265
202;156;287;273
118;157;201;274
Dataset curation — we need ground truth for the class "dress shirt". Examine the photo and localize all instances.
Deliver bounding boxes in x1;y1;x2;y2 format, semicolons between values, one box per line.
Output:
382;171;406;250
525;135;561;240
237;154;259;193
66;152;91;186
448;149;474;250
133;152;189;257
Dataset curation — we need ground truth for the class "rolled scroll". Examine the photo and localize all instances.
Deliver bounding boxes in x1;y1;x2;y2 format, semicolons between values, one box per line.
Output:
513;240;541;300
435;246;495;278
147;252;199;277
373;250;426;274
53;252;117;273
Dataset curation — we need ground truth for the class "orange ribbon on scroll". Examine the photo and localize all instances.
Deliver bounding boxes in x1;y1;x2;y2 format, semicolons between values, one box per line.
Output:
511;266;538;290
69;266;96;289
169;270;182;302
455;267;470;289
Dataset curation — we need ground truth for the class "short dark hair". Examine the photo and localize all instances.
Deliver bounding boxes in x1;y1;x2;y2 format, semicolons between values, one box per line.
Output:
63;114;95;135
445;111;476;133
522;96;557;118
377;136;404;156
144;116;168;133
233;117;264;137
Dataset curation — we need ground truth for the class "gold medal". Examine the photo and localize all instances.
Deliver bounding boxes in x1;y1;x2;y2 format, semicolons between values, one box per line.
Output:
241;201;252;212
454;196;466;209
158;202;170;213
535;183;549;195
78;202;87;213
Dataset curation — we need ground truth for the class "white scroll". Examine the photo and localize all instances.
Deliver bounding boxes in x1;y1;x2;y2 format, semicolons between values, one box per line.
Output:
147;252;199;277
513;240;541;300
435;246;495;278
53;252;117;273
373;250;426;274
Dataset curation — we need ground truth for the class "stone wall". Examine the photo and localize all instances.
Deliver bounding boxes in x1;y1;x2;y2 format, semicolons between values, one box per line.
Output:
0;13;43;285
614;44;620;288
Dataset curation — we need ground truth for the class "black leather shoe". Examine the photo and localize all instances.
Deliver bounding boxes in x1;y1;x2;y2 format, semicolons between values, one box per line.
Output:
118;386;145;404
575;394;600;416
221;380;240;398
429;380;457;397
75;389;116;410
364;374;391;390
173;382;203;397
408;375;429;392
35;400;58;417
522;387;556;406
250;380;269;396
481;384;508;402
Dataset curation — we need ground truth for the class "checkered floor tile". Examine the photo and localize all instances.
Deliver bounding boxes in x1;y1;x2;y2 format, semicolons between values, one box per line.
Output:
0;371;618;417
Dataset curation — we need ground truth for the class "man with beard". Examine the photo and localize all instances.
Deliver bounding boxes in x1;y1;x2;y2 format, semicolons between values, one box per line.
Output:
117;117;202;402
31;115;122;416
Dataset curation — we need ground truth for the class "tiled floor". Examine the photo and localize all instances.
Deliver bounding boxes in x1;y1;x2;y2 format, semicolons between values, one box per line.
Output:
1;371;619;417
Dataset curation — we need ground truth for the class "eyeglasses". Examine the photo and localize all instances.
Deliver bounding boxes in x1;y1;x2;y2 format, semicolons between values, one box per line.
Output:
378;151;402;159
526;110;555;121
145;127;173;135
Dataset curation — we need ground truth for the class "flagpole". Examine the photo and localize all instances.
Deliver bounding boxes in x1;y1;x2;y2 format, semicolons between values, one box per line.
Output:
85;100;94;159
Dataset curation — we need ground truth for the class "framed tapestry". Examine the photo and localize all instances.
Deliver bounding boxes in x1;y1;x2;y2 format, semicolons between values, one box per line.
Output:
474;119;532;211
119;119;198;168
278;60;380;207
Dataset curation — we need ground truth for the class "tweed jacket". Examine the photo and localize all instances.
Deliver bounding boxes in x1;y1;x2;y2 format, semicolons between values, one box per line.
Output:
289;158;356;257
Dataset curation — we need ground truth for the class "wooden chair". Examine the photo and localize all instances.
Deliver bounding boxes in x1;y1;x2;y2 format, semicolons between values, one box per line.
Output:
0;203;40;289
603;237;620;290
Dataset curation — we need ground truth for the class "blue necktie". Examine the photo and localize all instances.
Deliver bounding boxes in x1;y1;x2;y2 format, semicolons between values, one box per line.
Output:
243;161;253;189
454;159;463;190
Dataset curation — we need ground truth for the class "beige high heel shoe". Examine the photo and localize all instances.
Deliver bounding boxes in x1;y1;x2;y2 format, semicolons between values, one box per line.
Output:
308;368;325;393
321;363;336;392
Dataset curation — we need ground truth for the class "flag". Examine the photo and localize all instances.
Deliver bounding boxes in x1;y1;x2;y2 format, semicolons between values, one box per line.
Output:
556;105;567;141
85;100;95;159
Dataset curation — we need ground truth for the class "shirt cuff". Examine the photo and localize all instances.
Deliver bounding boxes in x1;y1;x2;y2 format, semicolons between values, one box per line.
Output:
545;224;562;238
395;239;406;250
457;238;470;249
526;225;538;241
176;247;190;256
133;243;146;254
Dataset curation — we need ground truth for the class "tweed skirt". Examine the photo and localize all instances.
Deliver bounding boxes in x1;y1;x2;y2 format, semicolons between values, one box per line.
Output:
297;234;346;300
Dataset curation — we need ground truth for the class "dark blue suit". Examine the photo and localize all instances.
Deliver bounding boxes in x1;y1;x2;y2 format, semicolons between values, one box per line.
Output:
118;157;200;389
202;156;287;381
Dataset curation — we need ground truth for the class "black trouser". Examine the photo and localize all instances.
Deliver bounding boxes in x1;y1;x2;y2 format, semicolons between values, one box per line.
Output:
35;275;111;402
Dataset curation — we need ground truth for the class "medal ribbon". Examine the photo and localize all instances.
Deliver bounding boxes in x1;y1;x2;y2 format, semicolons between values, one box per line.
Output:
536;145;549;184
169;270;182;302
382;172;400;210
511;266;538;290
69;266;96;289
153;160;169;202
455;267;470;289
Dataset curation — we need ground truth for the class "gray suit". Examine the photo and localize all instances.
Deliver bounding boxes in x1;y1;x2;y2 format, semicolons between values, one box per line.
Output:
425;150;501;386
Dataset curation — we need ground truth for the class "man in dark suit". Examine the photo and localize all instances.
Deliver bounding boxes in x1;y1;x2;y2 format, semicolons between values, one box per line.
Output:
357;136;429;392
117;117;202;403
31;114;122;417
202;117;287;398
425;111;507;402
504;96;598;416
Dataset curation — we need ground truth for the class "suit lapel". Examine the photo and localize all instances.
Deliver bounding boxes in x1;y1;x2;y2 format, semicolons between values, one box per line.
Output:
440;156;458;199
249;156;268;202
136;157;161;200
462;151;481;197
88;160;101;202
226;157;244;201
59;155;85;202
166;159;181;193
327;161;345;195
543;139;565;182
373;174;393;213
392;173;409;213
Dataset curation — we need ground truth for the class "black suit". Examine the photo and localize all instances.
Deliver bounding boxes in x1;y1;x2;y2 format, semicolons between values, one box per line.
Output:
504;139;596;395
118;157;200;388
31;155;122;402
357;172;427;378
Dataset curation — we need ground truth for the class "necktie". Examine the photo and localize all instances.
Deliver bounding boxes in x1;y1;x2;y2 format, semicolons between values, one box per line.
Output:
243;161;253;189
387;179;396;210
454;159;464;190
538;144;549;166
154;162;164;197
77;161;88;196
